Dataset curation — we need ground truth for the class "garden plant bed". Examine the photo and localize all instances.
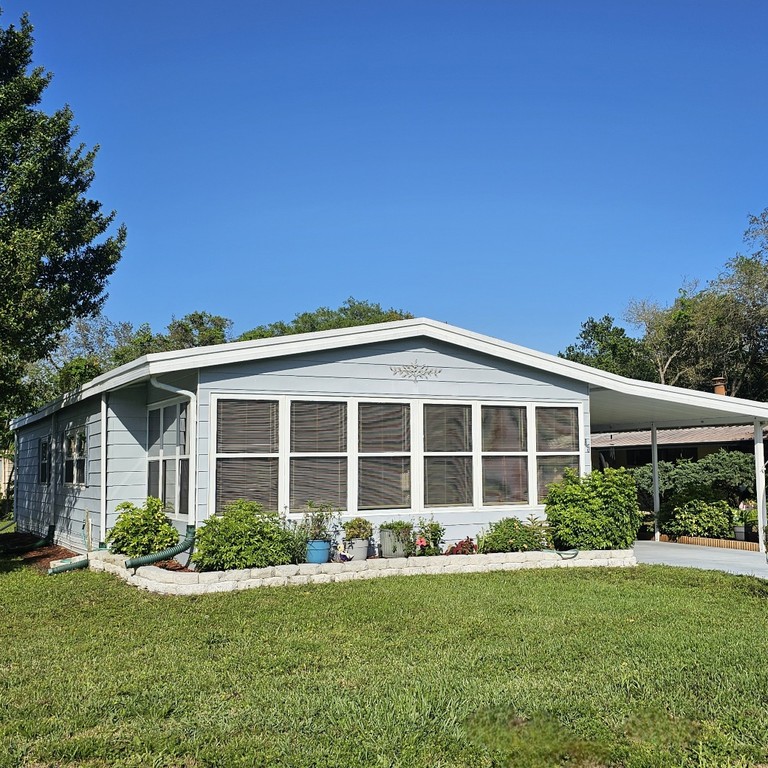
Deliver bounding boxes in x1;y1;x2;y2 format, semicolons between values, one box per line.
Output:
658;534;760;552
0;532;77;572
2;557;768;767
89;548;636;595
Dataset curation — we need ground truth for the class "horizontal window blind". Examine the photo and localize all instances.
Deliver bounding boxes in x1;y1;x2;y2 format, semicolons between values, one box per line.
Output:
536;407;579;452
216;457;279;512
290;457;347;510
291;401;346;453
482;456;528;504
359;457;410;509
217;399;278;453
424;456;472;507
482;406;526;452
537;455;579;500
424;404;472;452
359;402;410;453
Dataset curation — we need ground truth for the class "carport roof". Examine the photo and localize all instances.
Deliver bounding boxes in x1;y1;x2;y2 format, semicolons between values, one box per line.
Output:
11;317;768;431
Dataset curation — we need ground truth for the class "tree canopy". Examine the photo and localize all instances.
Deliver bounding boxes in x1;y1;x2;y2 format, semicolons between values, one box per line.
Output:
561;207;768;400
0;12;125;442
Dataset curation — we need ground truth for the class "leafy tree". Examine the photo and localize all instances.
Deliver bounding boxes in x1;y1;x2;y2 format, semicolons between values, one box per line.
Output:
238;297;413;341
559;315;654;380
0;13;125;443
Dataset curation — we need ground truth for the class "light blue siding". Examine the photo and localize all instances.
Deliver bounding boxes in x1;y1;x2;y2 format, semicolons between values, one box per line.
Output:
196;338;590;539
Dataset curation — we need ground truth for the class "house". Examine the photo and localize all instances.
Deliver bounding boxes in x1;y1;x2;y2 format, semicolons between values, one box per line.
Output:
592;424;760;469
10;318;768;554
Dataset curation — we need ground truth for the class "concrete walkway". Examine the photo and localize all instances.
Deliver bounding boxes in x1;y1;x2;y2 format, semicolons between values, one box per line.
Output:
634;540;768;579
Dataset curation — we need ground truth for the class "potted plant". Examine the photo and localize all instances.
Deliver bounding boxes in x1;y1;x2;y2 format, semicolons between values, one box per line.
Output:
733;501;756;541
379;520;413;558
342;517;373;560
301;502;337;564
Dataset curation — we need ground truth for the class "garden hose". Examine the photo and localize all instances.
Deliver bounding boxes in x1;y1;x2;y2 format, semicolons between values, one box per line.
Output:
124;525;196;570
0;524;55;554
47;557;89;575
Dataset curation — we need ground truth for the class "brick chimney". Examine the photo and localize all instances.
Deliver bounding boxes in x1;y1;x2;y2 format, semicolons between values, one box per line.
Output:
712;376;727;396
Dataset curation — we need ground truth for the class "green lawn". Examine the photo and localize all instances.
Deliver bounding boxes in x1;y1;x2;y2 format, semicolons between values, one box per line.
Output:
1;559;767;768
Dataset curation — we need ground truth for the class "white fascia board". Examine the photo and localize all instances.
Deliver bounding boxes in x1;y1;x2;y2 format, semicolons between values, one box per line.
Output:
11;316;768;430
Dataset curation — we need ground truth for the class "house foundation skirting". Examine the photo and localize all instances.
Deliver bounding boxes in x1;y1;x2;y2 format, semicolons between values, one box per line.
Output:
88;549;637;596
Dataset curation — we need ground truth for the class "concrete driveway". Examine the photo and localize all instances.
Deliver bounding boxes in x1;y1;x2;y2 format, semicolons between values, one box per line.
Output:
634;540;768;579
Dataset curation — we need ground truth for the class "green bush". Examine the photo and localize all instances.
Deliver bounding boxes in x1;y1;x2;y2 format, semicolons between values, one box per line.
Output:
342;516;373;540
478;516;549;553
631;450;755;514
106;497;179;557
662;499;734;539
414;517;445;556
191;500;294;571
545;468;640;550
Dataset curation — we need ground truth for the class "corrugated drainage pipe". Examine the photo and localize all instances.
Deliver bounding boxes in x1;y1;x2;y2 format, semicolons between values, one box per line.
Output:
48;557;89;575
124;525;196;570
0;524;55;554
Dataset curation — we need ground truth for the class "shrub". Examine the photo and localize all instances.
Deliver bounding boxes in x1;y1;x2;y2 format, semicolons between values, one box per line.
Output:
342;516;373;540
478;516;548;553
545;468;640;550
662;499;734;539
191;500;293;571
106;497;179;557
445;537;477;555
414;517;445;556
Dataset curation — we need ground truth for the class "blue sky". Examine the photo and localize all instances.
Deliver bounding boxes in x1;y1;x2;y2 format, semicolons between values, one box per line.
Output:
10;0;768;353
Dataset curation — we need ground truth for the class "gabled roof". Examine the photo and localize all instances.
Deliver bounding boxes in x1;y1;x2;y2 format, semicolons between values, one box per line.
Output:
11;317;768;431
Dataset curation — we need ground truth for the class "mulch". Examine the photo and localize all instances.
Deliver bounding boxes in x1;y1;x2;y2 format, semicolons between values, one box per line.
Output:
0;531;77;572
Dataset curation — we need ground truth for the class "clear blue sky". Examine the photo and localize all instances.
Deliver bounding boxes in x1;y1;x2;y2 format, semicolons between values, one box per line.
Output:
10;0;768;354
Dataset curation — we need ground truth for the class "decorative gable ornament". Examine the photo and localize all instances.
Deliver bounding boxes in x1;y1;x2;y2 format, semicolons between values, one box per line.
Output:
390;360;442;383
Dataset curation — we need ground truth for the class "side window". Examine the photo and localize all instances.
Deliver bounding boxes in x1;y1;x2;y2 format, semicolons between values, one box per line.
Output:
63;428;87;485
39;437;50;485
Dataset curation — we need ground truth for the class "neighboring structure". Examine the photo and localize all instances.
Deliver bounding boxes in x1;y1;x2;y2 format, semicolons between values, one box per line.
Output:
10;318;768;553
592;424;760;469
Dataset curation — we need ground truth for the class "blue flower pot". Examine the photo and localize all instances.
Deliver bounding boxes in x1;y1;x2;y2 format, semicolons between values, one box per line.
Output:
306;539;331;564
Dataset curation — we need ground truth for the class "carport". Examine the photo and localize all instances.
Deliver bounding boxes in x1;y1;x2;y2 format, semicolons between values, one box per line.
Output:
575;365;768;551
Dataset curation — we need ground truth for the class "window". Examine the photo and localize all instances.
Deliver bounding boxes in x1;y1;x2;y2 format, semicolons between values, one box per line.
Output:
39;437;50;485
536;407;580;500
63;429;86;485
481;405;528;504
210;396;582;515
358;402;410;510
148;402;190;515
290;401;347;510
215;399;279;512
423;404;473;507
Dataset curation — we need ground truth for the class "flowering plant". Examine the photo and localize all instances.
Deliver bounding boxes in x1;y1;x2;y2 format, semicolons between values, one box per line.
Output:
444;537;477;555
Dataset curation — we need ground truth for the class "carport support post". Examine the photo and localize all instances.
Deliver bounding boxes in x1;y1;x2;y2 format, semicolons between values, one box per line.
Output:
651;423;660;541
755;420;766;553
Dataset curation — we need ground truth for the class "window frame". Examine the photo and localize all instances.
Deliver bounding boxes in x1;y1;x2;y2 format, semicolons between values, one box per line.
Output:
146;398;190;519
63;427;87;487
208;394;585;518
39;436;51;486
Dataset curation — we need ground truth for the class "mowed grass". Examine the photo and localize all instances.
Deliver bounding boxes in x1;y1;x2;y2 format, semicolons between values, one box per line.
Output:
2;560;768;768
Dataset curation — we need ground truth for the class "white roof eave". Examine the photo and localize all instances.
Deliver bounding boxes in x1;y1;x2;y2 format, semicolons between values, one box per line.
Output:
10;317;768;430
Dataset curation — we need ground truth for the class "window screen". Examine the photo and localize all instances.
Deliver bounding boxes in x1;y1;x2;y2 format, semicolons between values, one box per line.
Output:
424;456;472;506
291;402;346;453
536;407;579;452
217;400;278;453
424;404;472;452
359;457;410;509
290;457;347;510
482;456;528;504
537;456;579;500
482;406;526;452
216;457;279;511
359;403;410;453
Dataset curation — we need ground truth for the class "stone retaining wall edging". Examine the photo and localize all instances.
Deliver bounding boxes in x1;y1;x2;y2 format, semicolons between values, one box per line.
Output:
87;549;636;596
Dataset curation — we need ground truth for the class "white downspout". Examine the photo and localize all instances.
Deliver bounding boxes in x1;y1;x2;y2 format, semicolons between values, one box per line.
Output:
100;393;108;546
149;377;197;527
651;423;660;541
754;420;766;554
